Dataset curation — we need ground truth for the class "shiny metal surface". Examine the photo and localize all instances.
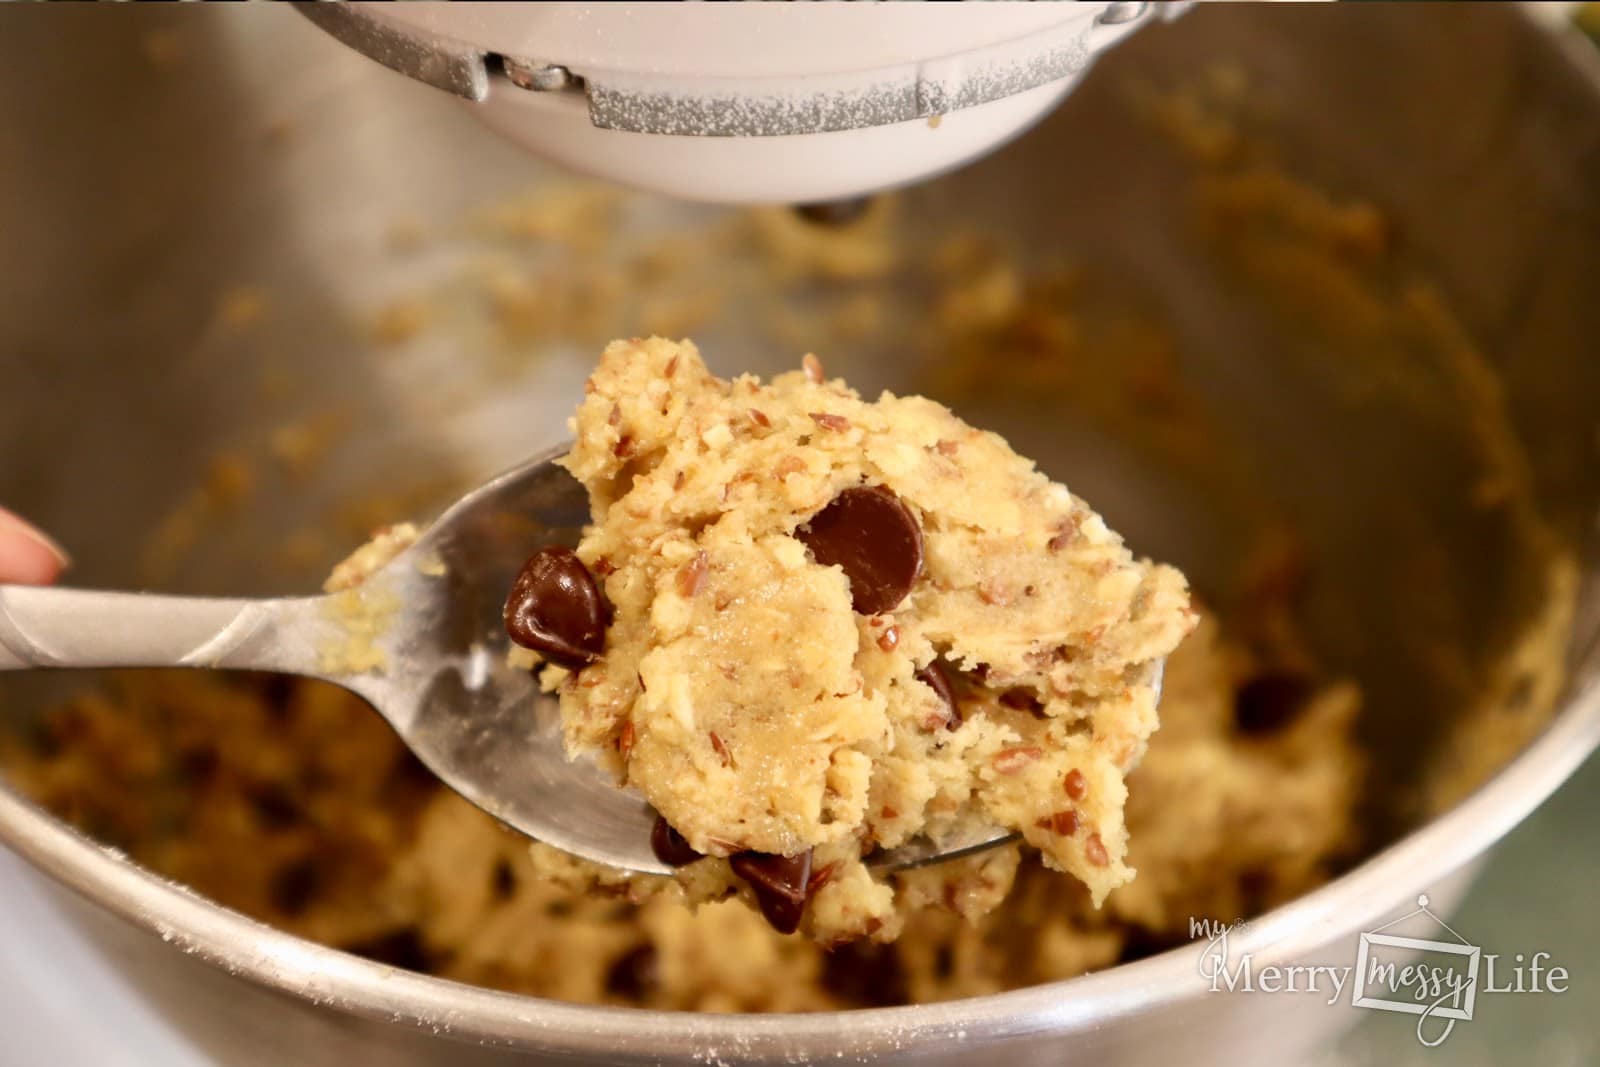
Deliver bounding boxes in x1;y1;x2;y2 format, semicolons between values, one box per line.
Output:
0;3;1598;1065
0;450;678;873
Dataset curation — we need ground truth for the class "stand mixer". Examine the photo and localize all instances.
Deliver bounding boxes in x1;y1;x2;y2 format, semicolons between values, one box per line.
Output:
298;1;1182;203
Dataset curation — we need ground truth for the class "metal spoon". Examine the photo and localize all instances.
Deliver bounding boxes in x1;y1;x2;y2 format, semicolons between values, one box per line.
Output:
0;447;1159;875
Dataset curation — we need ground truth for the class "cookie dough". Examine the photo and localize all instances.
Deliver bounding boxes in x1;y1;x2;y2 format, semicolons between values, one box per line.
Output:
505;337;1197;940
4;605;1365;1010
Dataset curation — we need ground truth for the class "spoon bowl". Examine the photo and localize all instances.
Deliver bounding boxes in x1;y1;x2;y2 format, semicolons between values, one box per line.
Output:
0;447;1097;873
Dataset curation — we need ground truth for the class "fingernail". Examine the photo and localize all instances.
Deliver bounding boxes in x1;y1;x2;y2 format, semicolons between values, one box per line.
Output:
0;507;72;570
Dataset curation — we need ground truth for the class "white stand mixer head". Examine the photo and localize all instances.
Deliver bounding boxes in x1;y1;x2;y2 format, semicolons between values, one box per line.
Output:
300;2;1175;203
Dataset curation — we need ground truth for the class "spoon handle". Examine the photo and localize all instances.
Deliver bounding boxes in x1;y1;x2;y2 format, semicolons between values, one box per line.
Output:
0;585;336;678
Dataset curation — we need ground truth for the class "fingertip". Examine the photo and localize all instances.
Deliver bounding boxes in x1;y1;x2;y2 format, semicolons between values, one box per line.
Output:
0;508;70;585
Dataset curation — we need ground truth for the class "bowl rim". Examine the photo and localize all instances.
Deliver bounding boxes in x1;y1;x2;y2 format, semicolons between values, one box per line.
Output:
0;653;1595;1060
3;5;1600;1059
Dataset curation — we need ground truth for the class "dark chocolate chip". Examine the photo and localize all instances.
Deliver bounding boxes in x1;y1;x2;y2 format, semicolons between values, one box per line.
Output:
1234;671;1316;736
605;943;660;1000
247;782;302;831
821;941;909;1007
391;747;440;791
27;718;63;759
344;928;434;973
1116;925;1189;965
176;745;221;786
797;485;923;615
260;672;296;721
268;857;321;917
1239;866;1276;914
491;858;517;900
650;813;702;867
730;849;814;935
794;198;872;226
916;660;959;730
504;546;612;668
998;687;1046;716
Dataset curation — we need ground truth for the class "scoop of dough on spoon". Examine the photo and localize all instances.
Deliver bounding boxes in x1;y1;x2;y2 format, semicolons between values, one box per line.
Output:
1;448;1142;874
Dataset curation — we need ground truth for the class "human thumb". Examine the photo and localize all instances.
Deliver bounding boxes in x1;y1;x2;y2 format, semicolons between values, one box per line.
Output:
0;507;70;585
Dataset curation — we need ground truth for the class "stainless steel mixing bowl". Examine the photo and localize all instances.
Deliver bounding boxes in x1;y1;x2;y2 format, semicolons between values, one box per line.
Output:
1;4;1597;1064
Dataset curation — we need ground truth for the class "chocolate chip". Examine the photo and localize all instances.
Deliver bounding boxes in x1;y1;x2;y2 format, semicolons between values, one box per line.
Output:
491;859;517;901
730;849;813;935
916;660;959;730
650;813;701;867
28;718;64;759
343;928;434;973
1239;866;1276;914
998;687;1045;715
260;672;296;721
504;546;611;668
795;198;872;226
1116;926;1188;965
269;857;320;916
391;747;439;791
1234;671;1316;736
605;943;660;1000
821;941;909;1007
797;485;923;615
176;745;220;786
247;782;302;831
